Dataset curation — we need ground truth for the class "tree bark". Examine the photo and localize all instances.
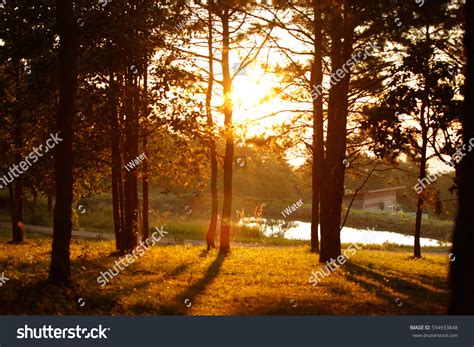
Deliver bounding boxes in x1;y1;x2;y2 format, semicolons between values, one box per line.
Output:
10;61;24;243
49;0;77;283
117;74;126;235
449;0;474;314
414;119;428;258
414;22;433;259
320;2;354;263
110;72;124;251
12;115;24;243
219;9;233;254
206;7;218;249
310;2;324;253
123;67;139;252
142;63;149;242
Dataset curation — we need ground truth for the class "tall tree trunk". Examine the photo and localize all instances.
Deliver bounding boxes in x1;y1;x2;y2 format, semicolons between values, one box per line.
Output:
320;3;354;263
142;133;149;241
49;0;77;283
110;72;124;251
123;68;139;252
206;7;218;249
310;2;324;253
142;63;149;242
449;0;474;314
11;62;24;243
414;23;432;259
111;157;122;250
414;123;428;259
117;74;126;234
207;125;219;249
219;10;233;254
12;117;24;243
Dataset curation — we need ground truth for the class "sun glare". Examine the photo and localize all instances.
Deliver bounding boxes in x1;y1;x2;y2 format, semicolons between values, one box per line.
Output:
230;68;280;125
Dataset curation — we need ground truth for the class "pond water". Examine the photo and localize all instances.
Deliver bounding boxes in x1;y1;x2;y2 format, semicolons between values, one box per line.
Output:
240;218;450;247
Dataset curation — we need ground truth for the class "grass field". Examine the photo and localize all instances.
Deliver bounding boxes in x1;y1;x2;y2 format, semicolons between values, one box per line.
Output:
0;228;450;315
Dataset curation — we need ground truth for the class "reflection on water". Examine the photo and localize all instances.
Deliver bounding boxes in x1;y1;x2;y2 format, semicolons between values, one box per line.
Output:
240;218;450;247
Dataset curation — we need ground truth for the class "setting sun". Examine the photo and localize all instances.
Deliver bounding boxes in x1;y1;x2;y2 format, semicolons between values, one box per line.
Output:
231;69;276;116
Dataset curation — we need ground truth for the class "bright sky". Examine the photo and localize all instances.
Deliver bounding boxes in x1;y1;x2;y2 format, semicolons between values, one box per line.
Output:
174;6;463;170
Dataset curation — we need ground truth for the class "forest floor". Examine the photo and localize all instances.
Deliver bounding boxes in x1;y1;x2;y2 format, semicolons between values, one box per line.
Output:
0;228;449;315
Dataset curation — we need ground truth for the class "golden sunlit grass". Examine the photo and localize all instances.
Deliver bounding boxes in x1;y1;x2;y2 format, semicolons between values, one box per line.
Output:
0;229;449;315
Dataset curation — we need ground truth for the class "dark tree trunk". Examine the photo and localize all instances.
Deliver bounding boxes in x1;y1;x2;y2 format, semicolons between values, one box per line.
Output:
310;2;324;253
207;135;219;249
320;7;344;263
414;125;427;258
414;191;424;258
118;71;126;234
449;0;474;314
206;7;218;249
111;158;122;250
142;63;149;242
11;61;24;243
320;4;354;263
123;68;139;252
414;22;433;259
12;153;24;243
110;73;124;251
49;0;77;283
219;10;233;254
142;133;149;241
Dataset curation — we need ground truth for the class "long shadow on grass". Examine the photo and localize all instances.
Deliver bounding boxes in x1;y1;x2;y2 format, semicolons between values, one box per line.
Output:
162;263;191;279
342;261;448;312
0;277;120;315
157;252;227;315
229;260;448;316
